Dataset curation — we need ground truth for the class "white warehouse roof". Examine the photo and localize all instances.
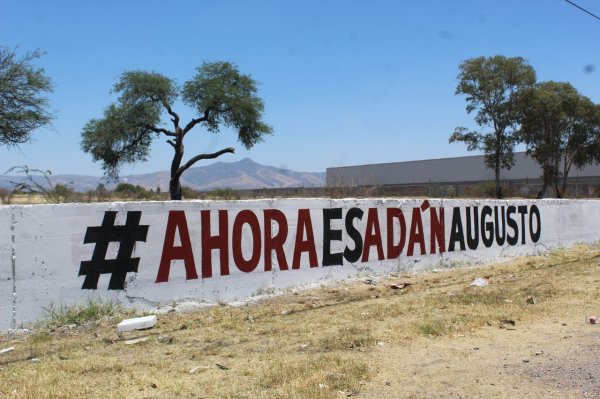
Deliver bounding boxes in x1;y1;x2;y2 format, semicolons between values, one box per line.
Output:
326;152;600;187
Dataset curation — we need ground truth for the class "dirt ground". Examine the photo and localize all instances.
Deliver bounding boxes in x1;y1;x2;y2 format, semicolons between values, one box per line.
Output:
1;244;600;398
362;318;600;398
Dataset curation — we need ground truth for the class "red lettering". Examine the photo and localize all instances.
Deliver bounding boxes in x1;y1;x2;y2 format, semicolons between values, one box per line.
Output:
386;208;406;259
407;207;426;256
156;211;198;283
232;210;261;273
362;208;384;262
264;209;289;271
201;210;229;278
430;207;445;254
292;209;318;269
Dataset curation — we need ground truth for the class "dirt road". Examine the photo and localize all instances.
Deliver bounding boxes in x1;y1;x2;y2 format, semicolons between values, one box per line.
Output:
362;318;600;398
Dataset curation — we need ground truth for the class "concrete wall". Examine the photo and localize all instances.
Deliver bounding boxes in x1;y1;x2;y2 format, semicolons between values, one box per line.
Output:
326;152;600;186
1;198;599;330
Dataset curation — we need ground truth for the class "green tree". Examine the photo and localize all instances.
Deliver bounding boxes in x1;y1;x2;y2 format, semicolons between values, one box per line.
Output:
518;82;600;198
113;182;156;199
95;182;108;195
0;47;53;146
92;183;110;201
593;104;600;165
449;56;536;198
52;183;74;202
81;61;272;200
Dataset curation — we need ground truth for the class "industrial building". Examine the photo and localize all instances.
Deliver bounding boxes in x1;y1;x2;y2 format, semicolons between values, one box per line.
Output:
326;152;600;197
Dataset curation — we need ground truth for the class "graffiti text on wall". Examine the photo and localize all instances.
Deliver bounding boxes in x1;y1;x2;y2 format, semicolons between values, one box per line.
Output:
79;201;541;289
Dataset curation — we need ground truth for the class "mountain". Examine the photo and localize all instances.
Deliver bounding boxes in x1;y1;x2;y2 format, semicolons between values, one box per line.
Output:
0;158;325;192
0;172;104;193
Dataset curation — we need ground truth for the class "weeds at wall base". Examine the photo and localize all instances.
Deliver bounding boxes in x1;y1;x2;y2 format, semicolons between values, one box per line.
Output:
41;298;123;329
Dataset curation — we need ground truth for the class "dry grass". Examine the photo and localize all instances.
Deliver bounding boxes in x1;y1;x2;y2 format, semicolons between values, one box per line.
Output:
1;243;599;398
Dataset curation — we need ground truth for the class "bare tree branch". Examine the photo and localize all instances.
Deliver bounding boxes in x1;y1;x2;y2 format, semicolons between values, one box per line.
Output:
145;125;177;137
174;147;235;179
123;129;153;153
161;100;180;130
182;109;210;135
166;139;176;148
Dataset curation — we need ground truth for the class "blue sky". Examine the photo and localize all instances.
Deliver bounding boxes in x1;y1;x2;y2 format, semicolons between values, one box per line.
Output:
1;0;599;176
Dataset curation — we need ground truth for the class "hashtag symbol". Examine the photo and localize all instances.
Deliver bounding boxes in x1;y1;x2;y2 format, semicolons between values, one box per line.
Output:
79;211;149;290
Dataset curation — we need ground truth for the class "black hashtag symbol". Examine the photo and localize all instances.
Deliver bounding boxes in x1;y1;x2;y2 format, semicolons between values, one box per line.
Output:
79;211;149;290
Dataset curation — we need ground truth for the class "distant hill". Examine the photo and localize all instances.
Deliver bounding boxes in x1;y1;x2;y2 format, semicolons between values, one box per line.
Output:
0;158;325;192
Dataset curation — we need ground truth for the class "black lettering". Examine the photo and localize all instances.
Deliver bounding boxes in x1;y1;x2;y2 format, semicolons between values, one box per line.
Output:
448;207;465;252
343;207;364;263
518;206;528;244
466;206;479;250
529;205;541;243
506;206;518;245
494;206;506;246
481;206;494;248
323;208;343;266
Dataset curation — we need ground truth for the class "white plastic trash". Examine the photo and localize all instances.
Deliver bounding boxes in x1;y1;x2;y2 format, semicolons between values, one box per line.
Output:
0;347;14;355
470;277;490;287
117;315;157;332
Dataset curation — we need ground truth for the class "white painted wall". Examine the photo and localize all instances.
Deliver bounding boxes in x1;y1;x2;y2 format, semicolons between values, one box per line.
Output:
1;198;599;330
0;209;13;329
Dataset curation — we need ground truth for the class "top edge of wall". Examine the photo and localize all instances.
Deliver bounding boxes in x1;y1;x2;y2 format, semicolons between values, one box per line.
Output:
1;197;599;210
